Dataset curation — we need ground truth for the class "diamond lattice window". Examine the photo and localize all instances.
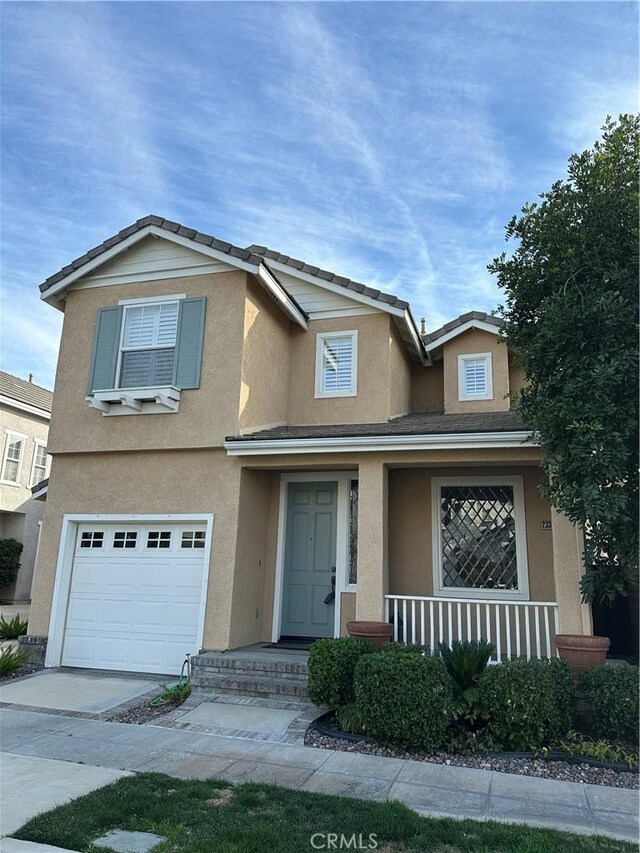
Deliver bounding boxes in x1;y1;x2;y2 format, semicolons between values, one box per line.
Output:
440;484;518;591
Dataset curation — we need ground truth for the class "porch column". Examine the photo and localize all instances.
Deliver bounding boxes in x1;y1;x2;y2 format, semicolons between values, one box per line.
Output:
551;507;593;635
355;458;388;622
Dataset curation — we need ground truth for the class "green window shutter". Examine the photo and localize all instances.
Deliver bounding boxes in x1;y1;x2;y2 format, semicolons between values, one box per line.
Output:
88;306;123;392
173;297;206;389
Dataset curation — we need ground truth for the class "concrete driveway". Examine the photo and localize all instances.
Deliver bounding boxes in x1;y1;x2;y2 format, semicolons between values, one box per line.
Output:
0;752;128;851
0;670;158;713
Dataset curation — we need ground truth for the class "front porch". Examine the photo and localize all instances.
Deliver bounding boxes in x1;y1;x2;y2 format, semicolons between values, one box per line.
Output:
214;453;592;660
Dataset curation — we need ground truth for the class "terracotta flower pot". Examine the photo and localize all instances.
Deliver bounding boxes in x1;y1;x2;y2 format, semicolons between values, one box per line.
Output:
554;634;610;676
346;620;393;650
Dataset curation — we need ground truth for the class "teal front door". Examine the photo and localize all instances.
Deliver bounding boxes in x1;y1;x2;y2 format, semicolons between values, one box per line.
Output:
281;482;337;639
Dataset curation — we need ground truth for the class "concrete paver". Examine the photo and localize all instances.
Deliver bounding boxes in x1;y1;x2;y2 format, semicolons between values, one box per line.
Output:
1;705;638;844
176;701;300;733
94;829;167;852
0;671;155;713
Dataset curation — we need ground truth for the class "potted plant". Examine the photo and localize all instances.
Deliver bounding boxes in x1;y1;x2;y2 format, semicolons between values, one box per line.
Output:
553;633;610;676
346;620;393;649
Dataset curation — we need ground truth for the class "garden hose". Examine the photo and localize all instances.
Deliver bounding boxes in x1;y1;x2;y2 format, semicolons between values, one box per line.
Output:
148;655;191;707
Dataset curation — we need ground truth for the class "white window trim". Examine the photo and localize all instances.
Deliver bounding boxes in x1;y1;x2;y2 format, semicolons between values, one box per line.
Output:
314;330;358;399
0;430;28;486
30;439;50;488
114;298;181;392
431;476;530;602
458;352;493;401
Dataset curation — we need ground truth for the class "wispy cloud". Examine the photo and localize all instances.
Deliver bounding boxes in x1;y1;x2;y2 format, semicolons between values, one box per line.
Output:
1;1;637;387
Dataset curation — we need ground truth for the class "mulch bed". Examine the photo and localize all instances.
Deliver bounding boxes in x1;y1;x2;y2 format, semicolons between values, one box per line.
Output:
305;715;639;790
107;697;185;725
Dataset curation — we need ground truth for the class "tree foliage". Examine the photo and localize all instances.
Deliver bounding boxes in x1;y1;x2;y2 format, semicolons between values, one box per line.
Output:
489;115;639;605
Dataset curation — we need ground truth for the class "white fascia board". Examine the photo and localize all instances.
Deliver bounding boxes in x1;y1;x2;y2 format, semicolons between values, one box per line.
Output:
256;262;308;330
0;395;51;420
224;430;536;456
40;225;261;307
264;259;406;318
425;319;503;352
402;309;429;365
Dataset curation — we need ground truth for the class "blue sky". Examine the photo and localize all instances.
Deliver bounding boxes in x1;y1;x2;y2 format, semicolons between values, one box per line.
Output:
1;2;637;390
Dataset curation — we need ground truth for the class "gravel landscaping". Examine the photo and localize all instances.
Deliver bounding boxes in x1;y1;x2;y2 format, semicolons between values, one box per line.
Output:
107;697;183;725
305;719;639;790
0;662;43;683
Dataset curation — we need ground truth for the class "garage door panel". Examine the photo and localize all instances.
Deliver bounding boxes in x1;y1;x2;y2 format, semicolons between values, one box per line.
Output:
61;522;209;675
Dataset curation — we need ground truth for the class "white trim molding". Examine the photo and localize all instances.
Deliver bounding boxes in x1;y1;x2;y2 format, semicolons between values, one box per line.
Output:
314;330;358;399
30;439;49;488
431;475;530;602
458;352;493;401
225;430;536;456
0;394;51;421
45;512;215;670
272;472;357;643
425;319;503;352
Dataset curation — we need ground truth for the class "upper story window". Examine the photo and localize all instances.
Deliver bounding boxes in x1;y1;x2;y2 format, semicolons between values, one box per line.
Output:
315;330;358;398
1;432;26;485
118;301;179;389
457;352;493;401
30;441;49;487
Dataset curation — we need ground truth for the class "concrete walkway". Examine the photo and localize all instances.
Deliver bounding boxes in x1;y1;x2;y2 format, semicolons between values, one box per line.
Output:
1;707;637;843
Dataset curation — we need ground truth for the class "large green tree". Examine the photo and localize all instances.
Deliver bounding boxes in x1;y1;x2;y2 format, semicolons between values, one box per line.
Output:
489;115;639;605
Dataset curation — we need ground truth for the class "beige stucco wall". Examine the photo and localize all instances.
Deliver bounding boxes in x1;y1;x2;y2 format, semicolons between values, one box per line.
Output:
340;592;356;635
28;449;243;650
442;328;510;414
411;359;444;413
48;271;249;454
389;324;412;418
239;279;291;434
388;465;555;601
287;313;401;425
508;352;527;407
0;404;50;602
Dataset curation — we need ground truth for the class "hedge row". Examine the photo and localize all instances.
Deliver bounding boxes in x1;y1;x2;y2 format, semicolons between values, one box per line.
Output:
308;637;639;752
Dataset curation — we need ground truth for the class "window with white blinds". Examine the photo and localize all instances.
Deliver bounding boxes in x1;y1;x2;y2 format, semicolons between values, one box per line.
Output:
315;331;358;397
458;352;493;401
119;301;179;388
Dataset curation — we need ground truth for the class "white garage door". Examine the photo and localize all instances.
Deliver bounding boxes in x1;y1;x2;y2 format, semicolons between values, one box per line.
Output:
61;522;208;675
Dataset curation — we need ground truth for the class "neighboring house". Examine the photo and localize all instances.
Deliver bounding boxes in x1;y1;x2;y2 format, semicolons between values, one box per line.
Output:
26;215;592;675
0;371;52;603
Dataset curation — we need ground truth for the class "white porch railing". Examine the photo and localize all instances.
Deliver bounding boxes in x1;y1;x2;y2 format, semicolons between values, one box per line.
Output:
384;595;560;662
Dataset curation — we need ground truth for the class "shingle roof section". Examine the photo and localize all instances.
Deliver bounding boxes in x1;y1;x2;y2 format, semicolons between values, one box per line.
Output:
423;311;503;345
226;410;528;442
39;215;267;294
0;371;53;413
245;244;410;311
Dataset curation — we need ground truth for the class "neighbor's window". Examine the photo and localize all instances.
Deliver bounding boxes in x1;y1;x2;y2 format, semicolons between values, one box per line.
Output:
118;301;179;389
1;433;25;484
348;479;358;585
433;478;529;600
31;441;49;487
315;331;358;398
457;352;493;401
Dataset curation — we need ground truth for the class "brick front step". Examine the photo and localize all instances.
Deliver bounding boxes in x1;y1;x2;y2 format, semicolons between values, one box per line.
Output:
191;673;309;700
190;650;309;699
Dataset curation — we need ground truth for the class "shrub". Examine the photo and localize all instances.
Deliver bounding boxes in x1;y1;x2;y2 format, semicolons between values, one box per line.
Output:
354;652;455;750
579;664;639;745
558;730;638;768
0;539;23;590
307;637;374;709
336;703;365;734
0;646;29;677
439;639;495;698
479;657;574;751
380;641;429;656
0;614;28;640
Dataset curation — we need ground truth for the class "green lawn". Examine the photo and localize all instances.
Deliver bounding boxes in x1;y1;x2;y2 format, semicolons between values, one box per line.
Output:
14;773;632;853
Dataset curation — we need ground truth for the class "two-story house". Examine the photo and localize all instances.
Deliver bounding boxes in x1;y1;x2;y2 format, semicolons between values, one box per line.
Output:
0;372;52;603
26;216;592;675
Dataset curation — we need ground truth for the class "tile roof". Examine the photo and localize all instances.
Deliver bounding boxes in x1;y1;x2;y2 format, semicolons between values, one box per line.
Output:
423;311;503;345
39;216;410;315
39;215;267;294
246;245;410;311
226;410;528;442
0;371;53;413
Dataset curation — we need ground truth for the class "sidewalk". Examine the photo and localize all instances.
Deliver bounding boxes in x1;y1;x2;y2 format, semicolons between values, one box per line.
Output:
1;707;637;843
